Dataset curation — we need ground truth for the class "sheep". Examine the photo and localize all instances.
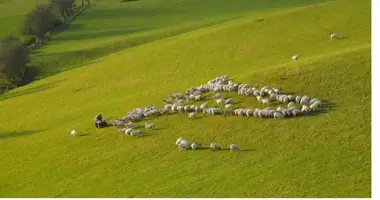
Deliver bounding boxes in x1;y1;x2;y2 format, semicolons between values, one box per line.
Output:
177;99;185;104
194;106;201;113
130;130;142;136
171;93;185;100
188;112;196;119
292;109;302;117
145;122;155;129
162;98;173;105
229;144;239;151
261;98;271;105
70;130;77;136
164;104;172;110
200;102;208;110
300;96;310;105
309;98;321;105
112;119;126;128
210;143;221;151
288;102;296;108
292;55;299;61
125;121;134;128
273;112;284;119
310;101;322;110
179;140;190;149
195;94;204;101
210;108;222;115
160;108;169;115
216;98;225;105
330;33;339;40
213;93;222;99
288;95;296;101
295;96;302;103
177;105;185;113
223;108;233;116
176;138;184;146
301;105;312;113
124;128;133;135
225;104;233;109
225;98;234;104
245;109;255;117
191;143;201;150
184;105;193;112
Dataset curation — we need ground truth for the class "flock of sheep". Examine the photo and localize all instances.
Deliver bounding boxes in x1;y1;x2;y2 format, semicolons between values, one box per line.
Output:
77;74;326;151
71;33;339;150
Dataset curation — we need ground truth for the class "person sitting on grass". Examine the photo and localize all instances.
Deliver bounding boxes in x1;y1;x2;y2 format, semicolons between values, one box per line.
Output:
94;113;108;128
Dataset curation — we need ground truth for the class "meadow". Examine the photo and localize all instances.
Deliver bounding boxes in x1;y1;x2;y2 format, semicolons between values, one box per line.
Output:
0;0;371;197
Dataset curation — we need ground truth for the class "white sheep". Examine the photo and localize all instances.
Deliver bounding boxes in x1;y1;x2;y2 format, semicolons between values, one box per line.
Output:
179;140;190;149
225;98;234;104
292;55;299;61
70;130;77;136
130;130;142;136
300;96;310;105
188;112;196;119
191;143;201;150
125;121;133;128
145;122;155;129
330;33;339;40
176;138;184;146
216;98;225;105
210;143;221;151
124;128;133;135
225;104;233;109
273;112;285;119
229;144;239;151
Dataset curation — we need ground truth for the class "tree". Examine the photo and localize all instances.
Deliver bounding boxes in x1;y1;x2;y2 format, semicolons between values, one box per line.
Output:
50;0;75;20
21;4;57;42
0;35;30;87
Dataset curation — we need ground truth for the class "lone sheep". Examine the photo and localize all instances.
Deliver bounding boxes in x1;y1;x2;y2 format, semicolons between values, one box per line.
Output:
229;144;239;151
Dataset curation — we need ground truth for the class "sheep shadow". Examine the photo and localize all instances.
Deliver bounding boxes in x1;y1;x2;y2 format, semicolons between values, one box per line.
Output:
0;130;44;140
138;133;157;137
194;148;256;152
302;100;337;118
78;133;90;137
153;127;167;131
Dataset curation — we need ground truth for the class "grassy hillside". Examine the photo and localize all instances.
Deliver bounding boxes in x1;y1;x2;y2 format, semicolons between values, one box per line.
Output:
30;0;331;78
0;0;371;197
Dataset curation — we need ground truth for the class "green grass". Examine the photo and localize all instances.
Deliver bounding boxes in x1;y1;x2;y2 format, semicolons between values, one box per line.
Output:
0;0;47;38
30;0;332;78
0;0;371;197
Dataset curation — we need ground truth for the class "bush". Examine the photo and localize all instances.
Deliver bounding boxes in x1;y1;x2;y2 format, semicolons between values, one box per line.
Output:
0;35;30;87
21;4;57;40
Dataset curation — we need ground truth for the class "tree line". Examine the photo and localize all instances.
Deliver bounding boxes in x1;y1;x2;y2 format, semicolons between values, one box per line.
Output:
0;0;91;93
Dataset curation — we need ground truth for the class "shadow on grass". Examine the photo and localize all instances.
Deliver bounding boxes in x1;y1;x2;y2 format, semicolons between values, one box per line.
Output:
0;130;44;140
53;27;153;41
187;147;257;152
78;133;90;137
0;79;66;101
138;132;158;137
79;6;181;21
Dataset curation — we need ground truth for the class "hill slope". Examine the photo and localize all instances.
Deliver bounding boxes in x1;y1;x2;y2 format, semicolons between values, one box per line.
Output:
30;0;331;78
0;0;371;197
